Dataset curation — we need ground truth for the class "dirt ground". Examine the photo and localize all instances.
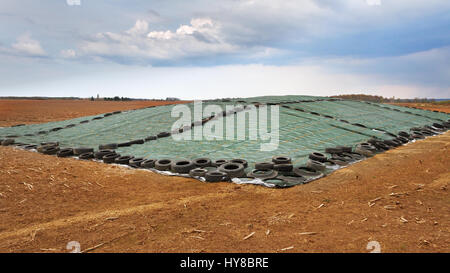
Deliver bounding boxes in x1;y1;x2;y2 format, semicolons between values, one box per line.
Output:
0;99;189;127
0;100;449;253
390;102;450;114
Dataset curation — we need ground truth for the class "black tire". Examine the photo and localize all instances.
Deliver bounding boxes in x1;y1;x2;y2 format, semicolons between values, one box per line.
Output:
398;131;410;138
94;150;115;159
247;169;278;180
103;153;121;164
171;160;196;174
306;160;326;171
155;159;173;171
1;139;15;146
325;147;343;154
383;139;398;147
99;143;118;150
157;132;171;138
254;162;274;170
205;170;227;182
396;136;409;144
129;157;145;168
230;159;248;168
355;145;374;157
218;163;245;178
50;127;63;132
273;164;293;172
73;147;94;156
341;152;365;161
115;155;134;165
37;130;48;134
42;146;60;155
129;139;145;145
113;111;121;114
212;159;228;167
79;120;89;124
57;148;74;158
141;159;157;168
65;124;76;128
24;144;37;150
271;156;291;164
323;160;339;169
145;136;157;141
308;152;327;162
328;158;348;166
79;152;94;160
118;142;132;147
189;168;208;177
293;166;322;177
193;158;212;168
373;142;390;151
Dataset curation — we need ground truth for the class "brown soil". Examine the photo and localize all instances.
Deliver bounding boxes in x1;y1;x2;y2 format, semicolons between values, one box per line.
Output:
0;99;189;127
390;102;450;114
0;100;448;253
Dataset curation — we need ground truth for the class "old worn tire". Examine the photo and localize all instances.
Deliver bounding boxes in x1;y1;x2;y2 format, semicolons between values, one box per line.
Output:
94;150;115;159
129;157;145;168
325;147;343;154
1;139;15;146
145;136;157;141
115;155;134;165
193;158;212;168
254;162;274;170
57;148;74;158
247;169;278;180
42;146;59;155
189;168;208;177
205;170;227;182
354;145;375;157
218;163;245;178
73;147;94;156
271;156;291;164
171;160;196;174
103;153;121;164
155;159;173;171
306;160;326;171
230;159;248;168
293;166;322;177
308;152;327;162
157;132;171;138
212;159;228;167
99;143;118;150
273;164;293;172
24;144;38;150
141;159;157;168
79;152;94;160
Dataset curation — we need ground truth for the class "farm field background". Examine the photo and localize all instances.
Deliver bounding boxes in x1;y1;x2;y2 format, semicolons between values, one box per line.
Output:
0;100;448;252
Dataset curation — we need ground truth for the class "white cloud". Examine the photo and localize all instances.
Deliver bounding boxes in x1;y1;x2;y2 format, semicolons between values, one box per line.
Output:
60;49;76;58
79;18;239;61
10;33;46;57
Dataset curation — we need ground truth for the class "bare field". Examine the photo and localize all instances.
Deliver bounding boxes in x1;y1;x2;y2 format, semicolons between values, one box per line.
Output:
0;99;189;127
390;102;450;114
0;100;449;253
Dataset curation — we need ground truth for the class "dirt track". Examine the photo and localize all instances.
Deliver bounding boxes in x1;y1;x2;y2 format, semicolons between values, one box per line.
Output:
0;100;449;253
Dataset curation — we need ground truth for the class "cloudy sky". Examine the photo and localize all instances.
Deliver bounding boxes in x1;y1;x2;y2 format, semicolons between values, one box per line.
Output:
0;0;449;99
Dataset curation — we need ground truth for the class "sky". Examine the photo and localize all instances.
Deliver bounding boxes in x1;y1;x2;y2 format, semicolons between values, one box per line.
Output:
0;0;449;99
